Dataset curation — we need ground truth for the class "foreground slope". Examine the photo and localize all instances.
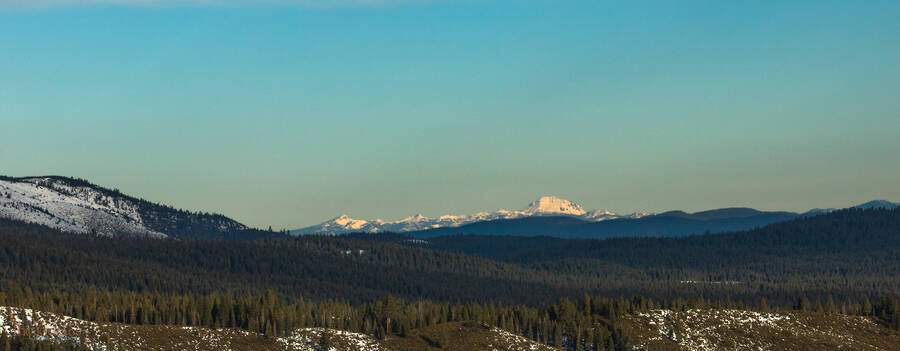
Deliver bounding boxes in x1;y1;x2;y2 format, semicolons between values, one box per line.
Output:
0;305;384;351
0;306;554;351
4;306;898;350
624;309;900;351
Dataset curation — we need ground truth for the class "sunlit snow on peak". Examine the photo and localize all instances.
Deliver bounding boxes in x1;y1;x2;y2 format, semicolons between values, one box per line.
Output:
524;195;587;216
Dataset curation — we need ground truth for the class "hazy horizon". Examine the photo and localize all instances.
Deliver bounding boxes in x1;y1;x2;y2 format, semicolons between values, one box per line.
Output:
2;174;896;229
3;0;899;228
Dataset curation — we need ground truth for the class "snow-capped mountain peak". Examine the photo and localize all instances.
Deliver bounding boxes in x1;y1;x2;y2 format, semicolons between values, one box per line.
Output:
524;196;586;216
329;214;369;229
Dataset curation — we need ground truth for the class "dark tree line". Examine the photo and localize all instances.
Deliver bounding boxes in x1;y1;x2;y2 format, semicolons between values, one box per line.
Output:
3;209;899;308
3;283;898;351
0;218;593;305
2;209;900;307
358;208;900;306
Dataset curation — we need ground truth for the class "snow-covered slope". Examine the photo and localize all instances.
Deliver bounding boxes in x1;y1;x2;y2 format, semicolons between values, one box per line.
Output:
523;196;586;216
583;209;620;221
0;177;167;238
293;196;647;235
0;176;249;239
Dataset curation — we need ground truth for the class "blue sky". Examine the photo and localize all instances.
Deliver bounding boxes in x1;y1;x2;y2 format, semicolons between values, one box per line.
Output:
2;0;899;228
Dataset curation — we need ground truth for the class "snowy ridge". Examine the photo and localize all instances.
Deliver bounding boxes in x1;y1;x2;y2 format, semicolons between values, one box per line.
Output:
0;177;167;238
0;176;252;239
293;196;650;235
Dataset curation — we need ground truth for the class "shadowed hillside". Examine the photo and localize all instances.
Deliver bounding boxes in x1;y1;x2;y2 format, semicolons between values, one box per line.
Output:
408;210;798;239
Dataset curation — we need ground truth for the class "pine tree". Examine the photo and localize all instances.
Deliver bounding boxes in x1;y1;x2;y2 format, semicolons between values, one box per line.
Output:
553;325;563;348
825;296;837;314
592;329;602;351
797;296;811;311
863;298;873;316
374;324;385;341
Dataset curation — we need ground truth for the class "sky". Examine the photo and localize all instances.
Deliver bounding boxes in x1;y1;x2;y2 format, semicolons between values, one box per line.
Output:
2;0;899;229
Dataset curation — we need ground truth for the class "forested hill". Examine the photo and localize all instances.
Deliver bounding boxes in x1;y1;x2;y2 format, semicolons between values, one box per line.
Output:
0;175;280;240
394;207;900;263
406;209;798;239
354;208;900;304
0;218;585;305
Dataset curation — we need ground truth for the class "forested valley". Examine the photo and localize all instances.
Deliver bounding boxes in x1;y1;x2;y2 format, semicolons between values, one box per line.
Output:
1;208;900;350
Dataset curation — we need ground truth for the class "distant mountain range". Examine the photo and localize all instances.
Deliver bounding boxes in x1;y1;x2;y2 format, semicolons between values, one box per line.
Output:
297;196;900;239
0;176;271;240
291;196;650;235
407;208;800;239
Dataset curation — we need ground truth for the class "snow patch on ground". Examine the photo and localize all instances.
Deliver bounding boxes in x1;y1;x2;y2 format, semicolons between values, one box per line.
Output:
487;327;557;351
276;328;386;351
